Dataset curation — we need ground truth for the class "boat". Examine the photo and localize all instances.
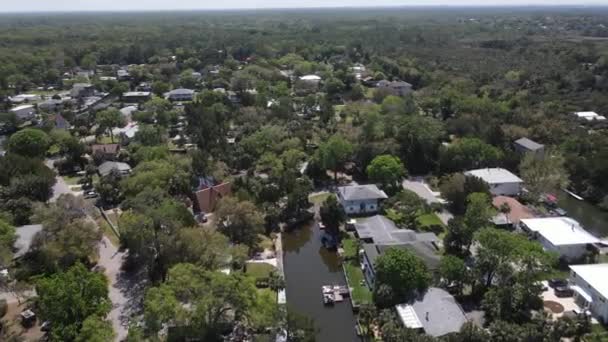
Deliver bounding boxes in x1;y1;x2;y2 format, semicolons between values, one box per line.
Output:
323;293;334;305
563;189;583;201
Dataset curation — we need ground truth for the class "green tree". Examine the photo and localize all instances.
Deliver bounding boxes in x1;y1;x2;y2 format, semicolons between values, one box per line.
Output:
37;263;111;341
439;255;468;295
366;154;407;193
439;138;503;173
373;248;430;307
285;309;316;342
519;150;569;202
0;219;16;266
96;108;126;143
315;135;353;183
7;128;50;158
75;315;115;342
216;197;264;249
319;195;346;236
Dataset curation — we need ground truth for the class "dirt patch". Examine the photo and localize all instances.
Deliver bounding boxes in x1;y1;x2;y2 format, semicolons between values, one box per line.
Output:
2;301;44;341
544;300;565;314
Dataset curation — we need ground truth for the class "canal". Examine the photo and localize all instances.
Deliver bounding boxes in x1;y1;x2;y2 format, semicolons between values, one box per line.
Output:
558;191;608;238
282;222;360;342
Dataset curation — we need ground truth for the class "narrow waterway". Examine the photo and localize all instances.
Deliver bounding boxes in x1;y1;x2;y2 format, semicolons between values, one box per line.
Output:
558;191;608;238
282;222;360;342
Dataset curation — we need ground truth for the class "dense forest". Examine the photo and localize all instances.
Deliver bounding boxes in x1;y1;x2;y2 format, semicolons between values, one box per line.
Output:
2;7;608;342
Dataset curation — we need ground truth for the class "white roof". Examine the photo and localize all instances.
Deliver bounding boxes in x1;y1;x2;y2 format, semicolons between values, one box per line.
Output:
574;111;599;118
521;217;600;246
396;304;423;329
465;168;523;184
123;91;150;97
10;104;35;111
300;75;321;81
569;264;608;299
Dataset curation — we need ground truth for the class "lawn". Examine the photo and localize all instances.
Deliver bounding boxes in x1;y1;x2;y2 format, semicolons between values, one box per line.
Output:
63;174;82;185
342;235;359;260
416;212;444;227
246;262;276;280
308;191;331;205
344;261;372;305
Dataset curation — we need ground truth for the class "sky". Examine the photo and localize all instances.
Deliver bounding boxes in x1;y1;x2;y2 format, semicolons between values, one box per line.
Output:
2;0;608;12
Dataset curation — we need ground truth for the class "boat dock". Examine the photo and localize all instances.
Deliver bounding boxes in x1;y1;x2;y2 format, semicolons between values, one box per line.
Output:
322;285;350;305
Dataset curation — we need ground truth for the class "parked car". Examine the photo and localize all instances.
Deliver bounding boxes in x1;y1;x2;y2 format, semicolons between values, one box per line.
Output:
83;191;99;199
554;286;574;298
548;278;568;288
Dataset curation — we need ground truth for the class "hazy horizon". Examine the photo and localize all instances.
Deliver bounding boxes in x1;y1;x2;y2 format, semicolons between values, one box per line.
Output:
3;0;608;13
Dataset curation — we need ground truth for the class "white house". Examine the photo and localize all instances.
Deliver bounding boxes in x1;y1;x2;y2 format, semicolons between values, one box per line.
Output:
573;111;607;122
465;168;523;196
520;217;600;261
10;105;36;122
337;184;388;215
569;264;608;324
299;75;322;83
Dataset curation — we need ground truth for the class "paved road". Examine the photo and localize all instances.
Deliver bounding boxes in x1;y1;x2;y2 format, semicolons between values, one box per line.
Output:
45;159;74;202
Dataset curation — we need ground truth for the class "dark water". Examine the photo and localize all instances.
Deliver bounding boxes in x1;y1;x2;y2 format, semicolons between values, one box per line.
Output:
558;191;608;238
282;222;360;342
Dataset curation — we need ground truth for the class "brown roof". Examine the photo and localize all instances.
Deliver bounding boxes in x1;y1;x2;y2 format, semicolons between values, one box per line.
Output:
91;144;120;155
194;182;232;213
492;196;534;224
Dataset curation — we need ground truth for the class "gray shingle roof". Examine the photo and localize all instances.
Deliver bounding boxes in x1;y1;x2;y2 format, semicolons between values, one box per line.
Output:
355;215;438;245
98;161;131;177
515;137;544;151
14;224;43;259
338;184;388;201
168;88;195;96
397;287;467;337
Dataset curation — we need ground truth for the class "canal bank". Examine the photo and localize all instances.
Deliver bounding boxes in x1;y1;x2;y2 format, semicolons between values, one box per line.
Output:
557;191;608;238
282;222;360;342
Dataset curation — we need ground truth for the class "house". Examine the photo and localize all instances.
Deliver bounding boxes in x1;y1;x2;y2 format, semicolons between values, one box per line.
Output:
573;111;606;122
376;80;413;96
117;69;130;81
491;196;534;227
137;82;152;92
514;137;545;157
122;91;151;103
13;224;43;259
568;264;608;323
10;105;36;122
395;288;467;337
91;144;120;160
119;105;138;122
50;114;71;130
464;168;523;196
99;76;117;82
193;182;232;213
38;99;65;112
299;75;322;83
357;215;440;287
520;217;600;261
166;88;195;102
98;161;131;177
9;94;40;104
70;83;95;98
337;184;388;215
113;123;140;144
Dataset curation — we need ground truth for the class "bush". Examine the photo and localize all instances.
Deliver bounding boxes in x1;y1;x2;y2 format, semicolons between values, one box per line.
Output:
0;298;7;318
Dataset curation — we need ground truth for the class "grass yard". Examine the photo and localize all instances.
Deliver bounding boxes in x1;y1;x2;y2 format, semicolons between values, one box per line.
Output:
97;216;120;247
63;174;82;185
308;191;331;205
416;212;444;227
344;261;372;305
342;235;359;260
246;262;276;280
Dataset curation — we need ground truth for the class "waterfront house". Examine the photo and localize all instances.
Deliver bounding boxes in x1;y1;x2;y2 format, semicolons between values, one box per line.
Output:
465;168;523;196
193;182;232;214
356;215;440;287
514;137;545;157
395;287;467;337
520;217;600;261
491;196;534;227
568;264;608;324
337;184;388;215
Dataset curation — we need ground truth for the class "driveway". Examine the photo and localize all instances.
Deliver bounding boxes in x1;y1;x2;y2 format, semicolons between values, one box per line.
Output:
98;237;146;341
402;178;454;225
